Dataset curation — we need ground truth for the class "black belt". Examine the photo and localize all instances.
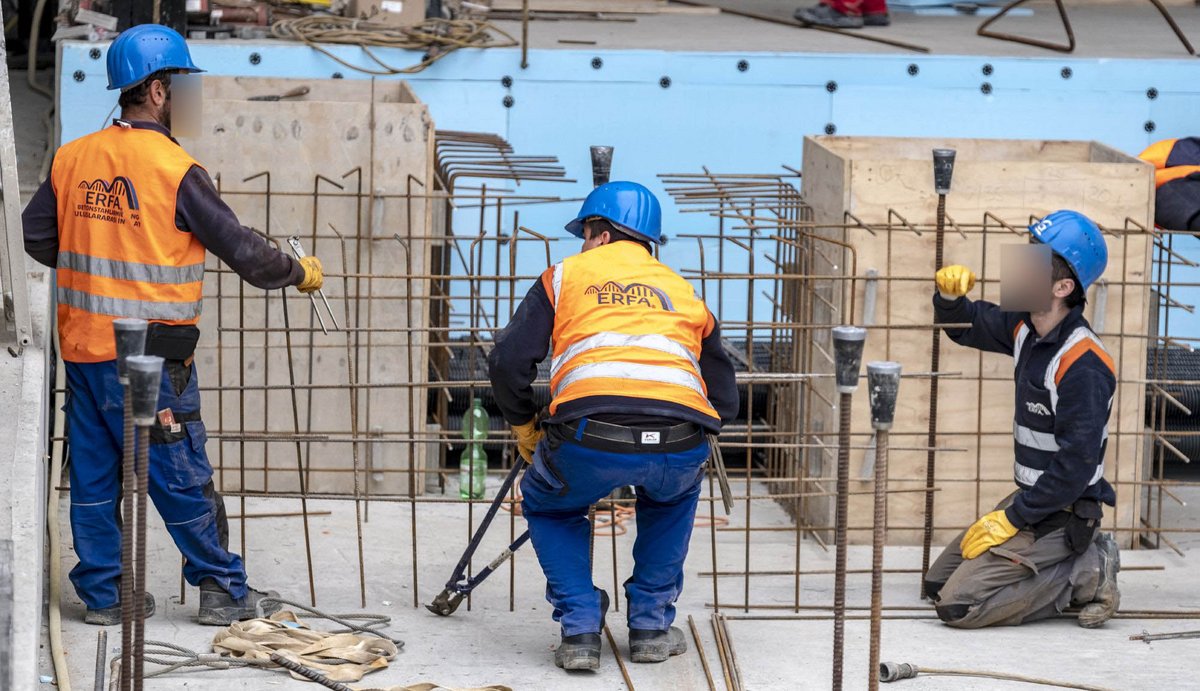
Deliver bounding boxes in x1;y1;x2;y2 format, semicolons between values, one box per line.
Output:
558;418;704;453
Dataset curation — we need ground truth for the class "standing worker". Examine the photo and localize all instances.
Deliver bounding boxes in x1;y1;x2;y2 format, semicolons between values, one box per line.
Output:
923;210;1120;629
794;0;890;29
488;182;738;670
22;24;324;626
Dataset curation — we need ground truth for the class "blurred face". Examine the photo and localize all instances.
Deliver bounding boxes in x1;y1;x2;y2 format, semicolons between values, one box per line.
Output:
1000;244;1053;312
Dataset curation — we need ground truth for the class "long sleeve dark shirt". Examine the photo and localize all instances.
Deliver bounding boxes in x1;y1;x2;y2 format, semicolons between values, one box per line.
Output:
933;292;1117;528
488;276;739;434
22;120;302;290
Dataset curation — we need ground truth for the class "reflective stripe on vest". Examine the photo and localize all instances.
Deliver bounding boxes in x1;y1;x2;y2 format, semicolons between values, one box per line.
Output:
56;286;202;322
550;331;701;381
51;125;206;362
547;241;718;420
1011;324;1114;489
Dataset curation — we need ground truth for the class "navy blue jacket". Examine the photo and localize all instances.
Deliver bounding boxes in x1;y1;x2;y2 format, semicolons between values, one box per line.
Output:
933;293;1117;529
488;253;739;433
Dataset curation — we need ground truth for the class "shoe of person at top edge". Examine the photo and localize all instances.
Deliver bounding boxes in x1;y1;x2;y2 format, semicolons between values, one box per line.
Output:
795;3;865;29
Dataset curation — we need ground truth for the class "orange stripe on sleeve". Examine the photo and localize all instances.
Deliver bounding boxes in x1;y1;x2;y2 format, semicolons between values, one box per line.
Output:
1055;340;1116;387
1012;322;1024;343
1140;139;1177;169
540;268;556;309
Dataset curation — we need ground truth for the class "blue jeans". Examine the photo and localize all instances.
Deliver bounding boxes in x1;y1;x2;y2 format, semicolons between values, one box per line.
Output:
65;359;247;610
520;421;709;637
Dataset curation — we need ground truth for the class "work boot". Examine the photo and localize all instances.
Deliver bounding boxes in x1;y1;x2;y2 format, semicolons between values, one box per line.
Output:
1078;533;1120;629
794;4;865;29
629;626;687;663
197;579;282;626
863;11;890;26
84;592;156;626
554;589;609;671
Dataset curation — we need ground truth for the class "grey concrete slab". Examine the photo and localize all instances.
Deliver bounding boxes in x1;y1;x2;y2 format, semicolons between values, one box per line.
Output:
495;1;1200;58
45;478;1200;690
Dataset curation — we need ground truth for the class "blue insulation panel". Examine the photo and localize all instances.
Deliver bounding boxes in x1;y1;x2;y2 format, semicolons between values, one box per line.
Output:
57;42;1200;336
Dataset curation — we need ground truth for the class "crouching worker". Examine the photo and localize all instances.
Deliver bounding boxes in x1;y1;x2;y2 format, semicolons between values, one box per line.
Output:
487;182;738;670
924;210;1121;629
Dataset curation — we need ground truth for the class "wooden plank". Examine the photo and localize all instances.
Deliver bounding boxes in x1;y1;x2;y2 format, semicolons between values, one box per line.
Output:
180;76;439;497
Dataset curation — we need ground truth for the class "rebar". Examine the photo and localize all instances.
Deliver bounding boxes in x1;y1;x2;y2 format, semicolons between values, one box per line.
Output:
832;391;852;691
119;388;134;691
133;424;149;691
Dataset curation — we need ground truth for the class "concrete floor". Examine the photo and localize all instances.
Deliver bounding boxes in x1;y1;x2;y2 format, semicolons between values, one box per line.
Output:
42;477;1200;690
495;0;1200;58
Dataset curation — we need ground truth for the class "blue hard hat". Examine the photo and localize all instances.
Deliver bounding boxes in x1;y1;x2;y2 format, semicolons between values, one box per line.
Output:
106;24;202;91
566;181;664;245
1028;210;1108;291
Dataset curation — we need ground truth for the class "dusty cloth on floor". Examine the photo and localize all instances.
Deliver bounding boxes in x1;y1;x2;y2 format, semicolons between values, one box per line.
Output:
213;611;511;690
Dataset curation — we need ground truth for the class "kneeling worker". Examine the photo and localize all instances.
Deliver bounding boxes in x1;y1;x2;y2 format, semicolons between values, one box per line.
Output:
488;182;738;670
924;210;1120;629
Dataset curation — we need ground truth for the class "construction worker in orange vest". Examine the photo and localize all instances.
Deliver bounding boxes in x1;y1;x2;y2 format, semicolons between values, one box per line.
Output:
21;24;323;626
1140;138;1200;230
488;182;738;671
923;210;1120;629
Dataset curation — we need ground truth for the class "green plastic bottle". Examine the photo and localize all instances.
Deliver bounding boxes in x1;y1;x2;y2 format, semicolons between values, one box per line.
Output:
460;398;489;500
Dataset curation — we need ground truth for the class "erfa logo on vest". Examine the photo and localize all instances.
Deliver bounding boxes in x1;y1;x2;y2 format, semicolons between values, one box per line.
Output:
75;177;141;227
585;281;675;311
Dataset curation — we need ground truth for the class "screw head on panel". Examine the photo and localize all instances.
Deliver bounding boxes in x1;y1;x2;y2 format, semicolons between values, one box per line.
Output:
73;70;85;82
826;80;838;93
1060;66;1072;79
591;57;603;69
1145;120;1157;132
981;82;992;95
249;52;262;65
89;47;101;60
825;123;837;135
503;95;515;108
1147;87;1159;100
982;63;993;76
737;59;750;72
501;75;513;88
660;76;672;89
332;72;344;79
907;63;919;76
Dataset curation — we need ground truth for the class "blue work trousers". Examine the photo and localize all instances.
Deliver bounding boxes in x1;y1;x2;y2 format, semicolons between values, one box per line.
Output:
65;359;247;610
520;422;709;637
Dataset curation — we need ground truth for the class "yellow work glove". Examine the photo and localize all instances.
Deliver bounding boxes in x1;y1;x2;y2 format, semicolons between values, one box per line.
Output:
960;510;1019;559
935;265;976;299
297;256;323;294
511;419;544;463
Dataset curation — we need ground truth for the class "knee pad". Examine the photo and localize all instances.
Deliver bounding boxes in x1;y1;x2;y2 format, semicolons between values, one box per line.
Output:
935;603;970;623
923;579;945;601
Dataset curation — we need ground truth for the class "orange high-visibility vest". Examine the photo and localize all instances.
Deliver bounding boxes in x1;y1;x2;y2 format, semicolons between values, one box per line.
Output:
1140;138;1200;187
51;124;206;363
541;241;719;422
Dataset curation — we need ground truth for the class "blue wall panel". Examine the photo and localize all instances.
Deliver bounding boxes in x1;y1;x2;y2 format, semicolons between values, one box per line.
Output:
57;43;1200;335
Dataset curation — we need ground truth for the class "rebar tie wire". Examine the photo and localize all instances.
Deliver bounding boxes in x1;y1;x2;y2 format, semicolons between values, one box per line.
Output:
271;16;518;75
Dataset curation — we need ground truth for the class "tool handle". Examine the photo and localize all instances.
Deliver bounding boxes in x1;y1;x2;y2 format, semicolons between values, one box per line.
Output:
287;236;308;259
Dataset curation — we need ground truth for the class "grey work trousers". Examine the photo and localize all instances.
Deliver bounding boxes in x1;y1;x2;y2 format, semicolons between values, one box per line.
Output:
924;492;1102;629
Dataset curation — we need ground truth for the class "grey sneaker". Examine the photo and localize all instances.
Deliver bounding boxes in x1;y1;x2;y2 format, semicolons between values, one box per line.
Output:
1078;533;1120;629
794;4;865;29
864;12;890;26
629;626;687;663
197;579;282;626
84;592;156;626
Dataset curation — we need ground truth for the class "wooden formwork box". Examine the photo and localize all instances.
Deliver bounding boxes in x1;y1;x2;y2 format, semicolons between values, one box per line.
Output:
800;136;1154;547
178;76;439;496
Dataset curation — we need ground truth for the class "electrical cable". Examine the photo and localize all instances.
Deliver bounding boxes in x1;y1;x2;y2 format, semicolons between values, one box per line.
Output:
270;16;517;75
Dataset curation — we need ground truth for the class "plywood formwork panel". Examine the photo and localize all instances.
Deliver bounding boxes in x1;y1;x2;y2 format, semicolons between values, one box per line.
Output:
180;76;438;497
802;135;1154;546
